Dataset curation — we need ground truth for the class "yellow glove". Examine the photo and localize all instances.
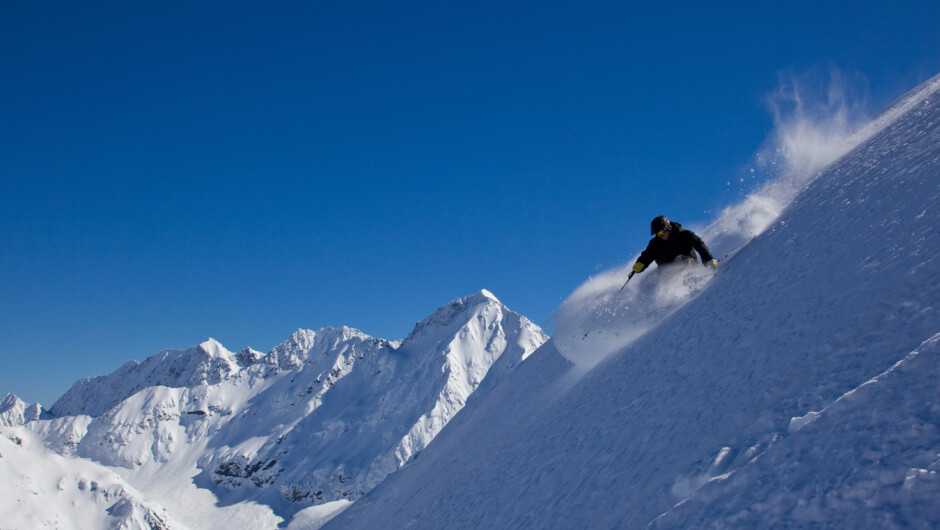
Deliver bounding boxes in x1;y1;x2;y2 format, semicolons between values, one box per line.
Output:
632;262;646;273
705;259;718;269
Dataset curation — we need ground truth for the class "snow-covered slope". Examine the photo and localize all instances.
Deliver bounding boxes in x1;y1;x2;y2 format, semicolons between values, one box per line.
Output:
11;290;546;528
0;426;187;530
650;333;940;528
328;75;940;528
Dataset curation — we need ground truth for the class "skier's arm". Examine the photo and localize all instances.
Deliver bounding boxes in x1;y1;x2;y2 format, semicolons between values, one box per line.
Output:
687;231;715;264
633;241;657;272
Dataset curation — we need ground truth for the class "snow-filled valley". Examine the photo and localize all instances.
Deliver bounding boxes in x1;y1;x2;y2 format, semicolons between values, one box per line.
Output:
2;74;939;529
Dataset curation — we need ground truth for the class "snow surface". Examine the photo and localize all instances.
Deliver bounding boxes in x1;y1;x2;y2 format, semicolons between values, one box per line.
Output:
650;333;940;528
284;501;352;530
0;426;186;529
328;74;940;528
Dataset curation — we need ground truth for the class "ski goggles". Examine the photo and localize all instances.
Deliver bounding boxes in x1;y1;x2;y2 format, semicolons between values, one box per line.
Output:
656;228;671;237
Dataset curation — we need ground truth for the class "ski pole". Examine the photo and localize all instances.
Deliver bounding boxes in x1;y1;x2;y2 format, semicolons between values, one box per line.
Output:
618;271;636;292
582;271;635;340
716;240;751;263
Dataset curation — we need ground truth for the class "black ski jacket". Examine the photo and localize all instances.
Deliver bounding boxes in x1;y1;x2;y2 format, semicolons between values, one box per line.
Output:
636;222;714;268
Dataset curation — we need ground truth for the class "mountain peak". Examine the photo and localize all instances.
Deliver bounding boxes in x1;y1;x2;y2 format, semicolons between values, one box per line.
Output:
1;392;19;409
263;326;380;370
198;338;228;357
0;393;42;426
475;289;499;303
404;290;504;343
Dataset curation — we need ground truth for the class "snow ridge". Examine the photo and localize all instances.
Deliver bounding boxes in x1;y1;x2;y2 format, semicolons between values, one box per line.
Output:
50;339;243;418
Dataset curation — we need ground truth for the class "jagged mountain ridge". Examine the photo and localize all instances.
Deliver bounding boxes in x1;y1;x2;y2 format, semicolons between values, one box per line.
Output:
49;338;256;418
8;289;547;527
48;325;400;419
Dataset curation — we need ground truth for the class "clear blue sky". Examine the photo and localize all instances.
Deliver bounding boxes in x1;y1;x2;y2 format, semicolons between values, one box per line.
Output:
2;1;938;407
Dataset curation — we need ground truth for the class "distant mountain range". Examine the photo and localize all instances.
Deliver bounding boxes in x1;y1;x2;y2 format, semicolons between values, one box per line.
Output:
1;289;547;528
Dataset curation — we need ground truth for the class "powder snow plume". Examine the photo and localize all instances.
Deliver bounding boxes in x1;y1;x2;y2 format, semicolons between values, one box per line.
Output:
553;68;937;368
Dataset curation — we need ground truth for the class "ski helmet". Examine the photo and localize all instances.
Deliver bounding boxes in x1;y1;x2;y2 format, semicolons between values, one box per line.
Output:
650;216;670;235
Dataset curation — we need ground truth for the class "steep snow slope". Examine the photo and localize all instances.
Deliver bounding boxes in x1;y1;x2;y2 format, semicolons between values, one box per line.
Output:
15;290;546;528
650;333;940;528
329;76;940;528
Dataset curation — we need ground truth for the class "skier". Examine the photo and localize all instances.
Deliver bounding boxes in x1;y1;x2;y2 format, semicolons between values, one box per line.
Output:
632;216;718;273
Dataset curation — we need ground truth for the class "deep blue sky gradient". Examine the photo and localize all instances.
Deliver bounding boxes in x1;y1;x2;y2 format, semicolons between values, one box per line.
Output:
2;1;939;406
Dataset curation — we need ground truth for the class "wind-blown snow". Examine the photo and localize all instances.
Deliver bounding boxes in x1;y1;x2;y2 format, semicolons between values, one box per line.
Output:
328;74;940;528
